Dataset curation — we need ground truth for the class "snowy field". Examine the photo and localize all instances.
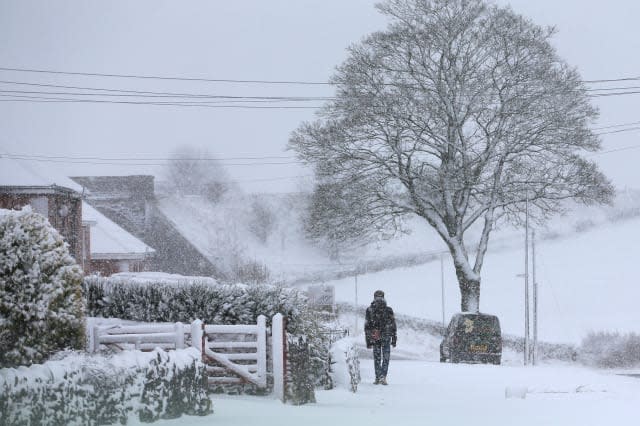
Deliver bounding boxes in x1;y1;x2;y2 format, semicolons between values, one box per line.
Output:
321;215;640;344
126;360;640;426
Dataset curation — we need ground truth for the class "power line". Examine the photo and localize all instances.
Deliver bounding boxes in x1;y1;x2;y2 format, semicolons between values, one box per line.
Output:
0;89;325;104
4;86;640;101
589;90;640;98
1;66;639;87
1;153;296;162
1;118;637;165
1;154;304;167
0;80;334;100
3;90;639;110
592;144;640;156
583;76;640;84
0;66;332;86
594;127;640;136
0;89;330;104
2;79;639;102
592;120;640;131
0;94;322;109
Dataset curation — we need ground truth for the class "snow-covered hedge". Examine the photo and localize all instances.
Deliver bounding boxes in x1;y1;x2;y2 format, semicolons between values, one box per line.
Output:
329;338;361;393
83;276;306;327
0;348;211;425
0;207;85;368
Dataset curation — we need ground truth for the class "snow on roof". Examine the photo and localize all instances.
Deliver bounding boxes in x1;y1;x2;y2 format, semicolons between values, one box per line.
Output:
82;202;155;259
109;272;218;285
0;154;84;192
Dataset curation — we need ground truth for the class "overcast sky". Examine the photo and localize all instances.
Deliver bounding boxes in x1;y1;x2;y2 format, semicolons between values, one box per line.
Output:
1;0;639;193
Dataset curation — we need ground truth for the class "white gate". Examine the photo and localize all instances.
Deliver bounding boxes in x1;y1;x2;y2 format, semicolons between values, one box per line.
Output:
90;316;280;391
198;316;267;388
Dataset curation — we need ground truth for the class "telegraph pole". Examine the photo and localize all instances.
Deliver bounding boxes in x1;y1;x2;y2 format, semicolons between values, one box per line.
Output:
441;253;446;332
524;194;530;366
532;229;538;366
354;266;359;335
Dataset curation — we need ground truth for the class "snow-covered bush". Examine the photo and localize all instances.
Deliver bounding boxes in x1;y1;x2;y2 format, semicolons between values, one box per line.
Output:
0;207;85;368
329;338;361;393
0;348;211;425
83;276;305;326
580;331;640;368
286;336;316;404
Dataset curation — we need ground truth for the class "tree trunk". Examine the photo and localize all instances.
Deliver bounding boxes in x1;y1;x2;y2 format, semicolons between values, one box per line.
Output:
454;263;481;313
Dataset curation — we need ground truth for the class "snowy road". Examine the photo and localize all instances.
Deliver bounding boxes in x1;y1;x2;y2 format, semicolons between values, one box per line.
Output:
129;360;640;426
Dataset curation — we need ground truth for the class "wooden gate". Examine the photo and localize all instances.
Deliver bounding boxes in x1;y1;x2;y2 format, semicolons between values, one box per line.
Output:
90;315;285;393
200;316;267;388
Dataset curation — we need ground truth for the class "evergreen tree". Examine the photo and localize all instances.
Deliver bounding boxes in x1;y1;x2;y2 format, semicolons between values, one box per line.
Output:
0;206;85;367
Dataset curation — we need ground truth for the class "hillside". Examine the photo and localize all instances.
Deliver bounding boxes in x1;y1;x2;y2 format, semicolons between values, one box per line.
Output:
153;187;640;346
156;187;640;283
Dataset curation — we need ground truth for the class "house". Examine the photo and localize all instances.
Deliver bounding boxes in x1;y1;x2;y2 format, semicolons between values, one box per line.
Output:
0;156;154;275
0;155;85;263
82;201;154;275
71;175;220;277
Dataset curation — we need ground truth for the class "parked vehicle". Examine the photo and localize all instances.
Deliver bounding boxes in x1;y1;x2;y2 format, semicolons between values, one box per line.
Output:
440;313;502;365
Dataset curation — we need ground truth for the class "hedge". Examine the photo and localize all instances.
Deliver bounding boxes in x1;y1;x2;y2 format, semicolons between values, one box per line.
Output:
0;348;211;425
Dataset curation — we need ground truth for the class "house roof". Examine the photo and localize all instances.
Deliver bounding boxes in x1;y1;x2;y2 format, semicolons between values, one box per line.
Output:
82;201;155;260
0;154;84;193
0;155;154;260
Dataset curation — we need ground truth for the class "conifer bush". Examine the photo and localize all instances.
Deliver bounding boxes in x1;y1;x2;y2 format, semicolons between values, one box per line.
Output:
0;207;85;368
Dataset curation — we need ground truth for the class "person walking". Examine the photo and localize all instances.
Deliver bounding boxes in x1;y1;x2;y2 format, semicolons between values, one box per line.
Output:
365;290;397;385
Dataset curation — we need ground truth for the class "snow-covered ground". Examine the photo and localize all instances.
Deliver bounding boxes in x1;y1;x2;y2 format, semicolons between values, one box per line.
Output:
87;191;640;425
107;208;640;425
125;360;640;426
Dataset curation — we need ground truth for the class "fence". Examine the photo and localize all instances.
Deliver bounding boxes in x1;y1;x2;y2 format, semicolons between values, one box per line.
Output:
89;314;287;400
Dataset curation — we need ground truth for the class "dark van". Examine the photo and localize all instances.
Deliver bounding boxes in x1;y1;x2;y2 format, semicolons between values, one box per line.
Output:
439;313;502;365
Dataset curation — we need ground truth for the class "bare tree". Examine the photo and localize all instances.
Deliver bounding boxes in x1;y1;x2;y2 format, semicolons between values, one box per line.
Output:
248;196;276;244
304;181;379;260
289;0;613;312
164;146;232;201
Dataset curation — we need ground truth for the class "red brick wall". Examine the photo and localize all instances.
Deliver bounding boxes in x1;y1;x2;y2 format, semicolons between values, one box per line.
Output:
0;191;83;266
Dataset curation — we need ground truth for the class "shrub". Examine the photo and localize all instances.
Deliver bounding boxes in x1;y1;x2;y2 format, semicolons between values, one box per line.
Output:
329;338;361;393
0;206;85;368
286;336;316;404
580;331;640;368
0;348;211;425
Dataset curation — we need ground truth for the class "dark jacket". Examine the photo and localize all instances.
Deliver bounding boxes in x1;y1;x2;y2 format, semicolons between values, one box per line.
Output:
364;297;397;347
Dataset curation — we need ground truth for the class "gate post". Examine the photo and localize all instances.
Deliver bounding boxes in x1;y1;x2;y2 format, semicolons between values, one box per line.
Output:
175;322;185;349
89;325;100;353
257;315;267;388
272;313;286;402
191;319;204;356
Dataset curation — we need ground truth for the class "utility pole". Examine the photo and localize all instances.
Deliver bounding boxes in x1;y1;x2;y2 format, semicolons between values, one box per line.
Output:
354;266;359;336
532;229;538;366
524;193;530;366
441;253;446;332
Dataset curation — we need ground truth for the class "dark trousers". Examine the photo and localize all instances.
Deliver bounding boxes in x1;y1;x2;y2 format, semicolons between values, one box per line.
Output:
372;336;391;379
